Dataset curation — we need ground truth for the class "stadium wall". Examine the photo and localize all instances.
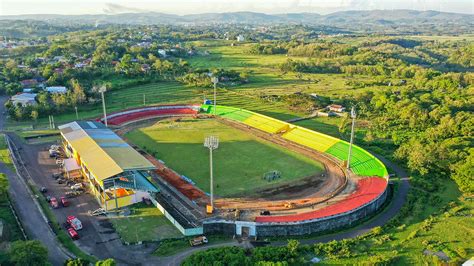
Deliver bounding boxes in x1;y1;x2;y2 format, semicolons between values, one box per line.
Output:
203;187;388;237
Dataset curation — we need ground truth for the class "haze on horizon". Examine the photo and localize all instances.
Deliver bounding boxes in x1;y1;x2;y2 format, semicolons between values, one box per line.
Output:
0;0;473;16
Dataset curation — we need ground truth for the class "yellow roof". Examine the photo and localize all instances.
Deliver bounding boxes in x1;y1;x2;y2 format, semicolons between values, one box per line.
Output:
59;121;155;181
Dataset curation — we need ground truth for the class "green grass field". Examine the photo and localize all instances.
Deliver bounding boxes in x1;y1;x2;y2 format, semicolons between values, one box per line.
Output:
126;118;324;197
109;203;181;243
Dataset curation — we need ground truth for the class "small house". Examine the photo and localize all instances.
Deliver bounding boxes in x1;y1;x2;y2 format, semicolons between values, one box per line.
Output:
328;104;345;113
11;93;37;106
20;79;38;88
46;86;67;94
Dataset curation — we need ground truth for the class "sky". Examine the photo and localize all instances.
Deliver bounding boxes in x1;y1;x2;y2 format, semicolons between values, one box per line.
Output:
0;0;473;16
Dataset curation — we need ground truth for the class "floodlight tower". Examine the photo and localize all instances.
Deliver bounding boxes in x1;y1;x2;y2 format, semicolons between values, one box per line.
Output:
204;136;219;210
347;106;356;170
211;76;219;115
99;86;108;127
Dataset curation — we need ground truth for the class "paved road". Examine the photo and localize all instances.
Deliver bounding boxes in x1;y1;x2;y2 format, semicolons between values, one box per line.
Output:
0;96;70;265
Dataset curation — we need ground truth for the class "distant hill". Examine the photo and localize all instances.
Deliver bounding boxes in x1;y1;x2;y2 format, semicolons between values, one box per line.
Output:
0;9;472;34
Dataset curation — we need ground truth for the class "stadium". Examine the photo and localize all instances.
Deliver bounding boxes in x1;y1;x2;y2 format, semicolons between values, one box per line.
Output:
95;103;389;237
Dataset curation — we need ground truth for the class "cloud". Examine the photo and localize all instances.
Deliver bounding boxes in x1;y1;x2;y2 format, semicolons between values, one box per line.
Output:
103;3;146;14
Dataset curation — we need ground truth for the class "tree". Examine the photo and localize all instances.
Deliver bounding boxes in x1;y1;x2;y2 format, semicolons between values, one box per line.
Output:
95;258;116;266
0;173;8;201
65;258;89;266
70;79;86;104
9;240;48;266
287;239;300;257
30;110;39;122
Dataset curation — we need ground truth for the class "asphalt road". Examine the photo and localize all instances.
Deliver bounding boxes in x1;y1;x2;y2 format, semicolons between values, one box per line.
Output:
0;96;70;265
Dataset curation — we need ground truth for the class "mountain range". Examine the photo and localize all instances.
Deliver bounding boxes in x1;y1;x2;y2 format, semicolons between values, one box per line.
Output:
1;9;472;27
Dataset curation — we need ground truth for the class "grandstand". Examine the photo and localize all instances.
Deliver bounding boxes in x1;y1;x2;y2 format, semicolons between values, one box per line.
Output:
99;104;200;126
202;104;388;178
255;177;387;222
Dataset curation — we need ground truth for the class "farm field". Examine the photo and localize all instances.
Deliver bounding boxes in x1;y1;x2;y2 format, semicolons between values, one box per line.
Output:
109;203;181;243
125;118;324;197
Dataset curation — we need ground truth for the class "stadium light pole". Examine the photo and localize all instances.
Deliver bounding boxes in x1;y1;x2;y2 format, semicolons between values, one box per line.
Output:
204;136;219;211
74;106;78;120
211;76;219;115
347;106;356;170
99;86;108;127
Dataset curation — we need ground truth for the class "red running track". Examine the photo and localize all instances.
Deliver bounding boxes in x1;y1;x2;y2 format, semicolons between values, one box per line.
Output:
255;177;387;223
102;107;199;126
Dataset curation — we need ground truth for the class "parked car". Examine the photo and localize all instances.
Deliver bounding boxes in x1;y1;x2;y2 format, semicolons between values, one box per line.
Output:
50;197;59;208
45;195;52;202
67;227;79;240
65;191;82;198
57;178;66;184
260;210;271;216
40;187;47;193
52;173;62;179
66;216;83;230
60;197;70;207
70;183;84;191
189;236;208;247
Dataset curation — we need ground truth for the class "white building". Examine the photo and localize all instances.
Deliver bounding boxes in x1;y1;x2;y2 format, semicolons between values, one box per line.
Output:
46;86;67;94
11;93;37;106
236;35;245;42
158;49;167;58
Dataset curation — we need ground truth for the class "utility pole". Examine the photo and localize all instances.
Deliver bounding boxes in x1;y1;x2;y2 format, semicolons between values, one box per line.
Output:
48;115;52;129
347;106;356;170
51;115;55;129
99;86;108;127
211;76;219;115
204;136;219;212
74;106;79;120
143;94;146;106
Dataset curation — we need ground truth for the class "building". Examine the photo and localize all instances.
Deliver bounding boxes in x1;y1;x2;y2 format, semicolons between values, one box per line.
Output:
328;104;346;113
20;79;38;88
236;35;245;42
58;121;158;210
10;93;37;106
45;86;67;94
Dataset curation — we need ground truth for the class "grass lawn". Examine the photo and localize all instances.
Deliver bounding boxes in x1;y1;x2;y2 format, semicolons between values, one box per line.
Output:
109;203;181;243
0;135;13;170
126;118;324;197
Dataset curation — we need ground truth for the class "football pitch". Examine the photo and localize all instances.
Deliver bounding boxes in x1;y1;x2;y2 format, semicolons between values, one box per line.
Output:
126;118;324;197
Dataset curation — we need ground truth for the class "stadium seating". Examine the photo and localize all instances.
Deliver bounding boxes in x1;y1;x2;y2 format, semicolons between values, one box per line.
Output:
100;105;200;126
203;104;389;178
325;142;388;177
282;127;339;153
255;177;387;223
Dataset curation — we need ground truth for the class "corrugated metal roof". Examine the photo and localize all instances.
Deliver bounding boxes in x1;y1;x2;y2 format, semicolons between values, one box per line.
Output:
58;121;155;181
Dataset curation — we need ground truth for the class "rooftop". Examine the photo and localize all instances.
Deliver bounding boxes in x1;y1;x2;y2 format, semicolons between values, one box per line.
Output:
58;121;155;181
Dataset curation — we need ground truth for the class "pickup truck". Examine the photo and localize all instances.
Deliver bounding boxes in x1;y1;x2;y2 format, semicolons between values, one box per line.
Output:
189;236;208;247
66;215;83;230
